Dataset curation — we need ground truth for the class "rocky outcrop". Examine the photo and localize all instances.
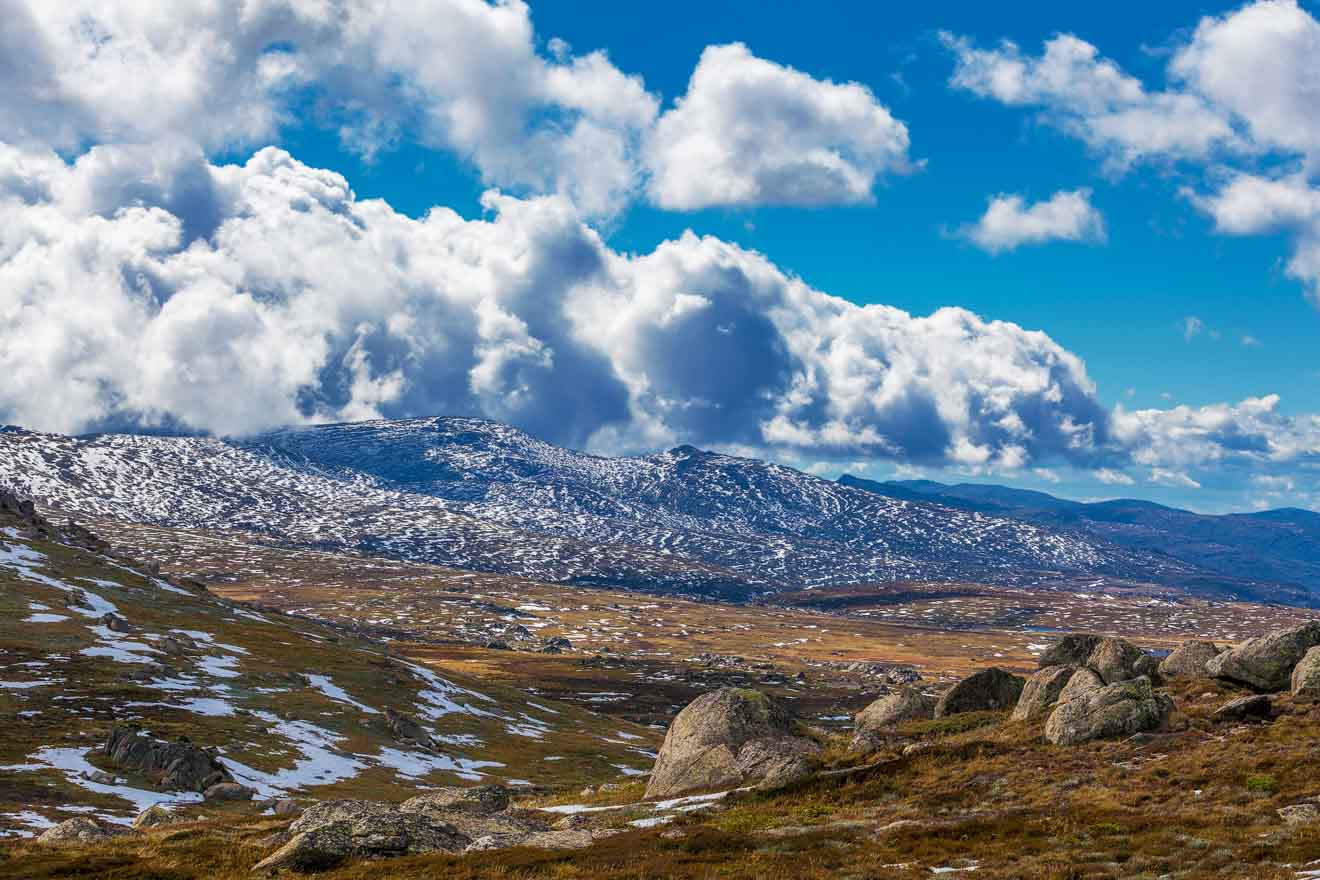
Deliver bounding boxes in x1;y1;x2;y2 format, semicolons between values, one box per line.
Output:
934;668;1025;718
37;817;136;845
1212;694;1272;723
645;688;819;799
254;800;469;873
1208;622;1320;692
1291;646;1320;701
1039;634;1155;685
1159;641;1221;679
104;726;230;793
1011;666;1082;720
853;687;936;738
251;787;616;872
1044;676;1172;746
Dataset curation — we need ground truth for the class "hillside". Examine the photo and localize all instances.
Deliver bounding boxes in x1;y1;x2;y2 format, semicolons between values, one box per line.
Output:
0;491;657;838
0;417;1260;602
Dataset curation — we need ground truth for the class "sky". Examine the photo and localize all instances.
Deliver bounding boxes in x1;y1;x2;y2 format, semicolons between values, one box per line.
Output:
0;0;1318;513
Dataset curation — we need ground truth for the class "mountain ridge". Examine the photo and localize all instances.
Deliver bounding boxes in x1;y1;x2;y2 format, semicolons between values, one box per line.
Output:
0;416;1308;604
840;473;1320;601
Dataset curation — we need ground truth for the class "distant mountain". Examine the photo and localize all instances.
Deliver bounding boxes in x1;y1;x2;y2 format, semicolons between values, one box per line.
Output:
0;417;1307;603
841;474;1320;603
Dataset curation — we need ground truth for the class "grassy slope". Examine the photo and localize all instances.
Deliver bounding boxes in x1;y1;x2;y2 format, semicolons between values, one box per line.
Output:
9;676;1320;878
0;509;658;838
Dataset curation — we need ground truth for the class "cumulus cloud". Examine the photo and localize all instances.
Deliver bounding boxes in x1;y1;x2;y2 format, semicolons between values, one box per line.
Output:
644;43;914;210
1112;395;1320;477
962;188;1106;253
2;0;658;217
0;143;1115;470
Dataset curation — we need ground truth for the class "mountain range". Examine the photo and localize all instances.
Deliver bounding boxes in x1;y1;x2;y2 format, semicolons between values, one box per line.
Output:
0;417;1312;605
840;474;1320;604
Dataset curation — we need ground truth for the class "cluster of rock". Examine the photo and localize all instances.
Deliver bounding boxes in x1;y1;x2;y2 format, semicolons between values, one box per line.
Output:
0;486;108;554
104;726;235;795
252;785;614;873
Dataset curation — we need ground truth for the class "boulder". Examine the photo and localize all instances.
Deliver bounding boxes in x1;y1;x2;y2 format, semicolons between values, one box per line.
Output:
1159;641;1221;679
1291;646;1320;701
385;708;438;751
1044;676;1173;746
1039;634;1153;685
256;801;469;873
854;687;936;733
132;805;175;829
273;799;304;817
1208;622;1320;691
37;817;135;845
1056;667;1105;704
1011;666;1081;720
205;782;255;801
1212;694;1272;723
104;726;230;793
934;668;1025;718
645;688;819;799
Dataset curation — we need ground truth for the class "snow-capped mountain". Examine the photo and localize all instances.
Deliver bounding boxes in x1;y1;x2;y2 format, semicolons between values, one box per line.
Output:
0;417;1245;599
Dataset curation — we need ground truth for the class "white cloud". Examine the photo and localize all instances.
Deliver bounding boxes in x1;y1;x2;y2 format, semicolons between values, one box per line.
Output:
0;143;1115;470
644;43;914;210
1181;316;1205;341
2;0;659;218
1094;468;1136;486
942;32;1236;170
963;188;1106;253
1150;469;1202;489
1170;0;1320;167
946;2;1320;307
1113;395;1320;473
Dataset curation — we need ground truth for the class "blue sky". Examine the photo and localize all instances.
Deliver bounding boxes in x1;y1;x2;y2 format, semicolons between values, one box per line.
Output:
2;0;1319;513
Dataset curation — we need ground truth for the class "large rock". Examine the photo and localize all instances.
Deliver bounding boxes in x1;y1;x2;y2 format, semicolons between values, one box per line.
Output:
934;668;1025;718
104;726;230;793
1056;667;1105;704
1208;622;1320;692
132;805;175;829
1011;666;1081;721
256;801;470;873
37;817;136;845
645;688;819;799
385;708;438;751
465;828;617;852
1044;676;1173;746
1039;634;1153;685
1291;646;1320;701
1159;641;1222;679
854;688;936;732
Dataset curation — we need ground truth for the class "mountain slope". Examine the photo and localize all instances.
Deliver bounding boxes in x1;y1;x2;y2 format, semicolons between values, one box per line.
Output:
0;418;1215;600
841;473;1320;602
